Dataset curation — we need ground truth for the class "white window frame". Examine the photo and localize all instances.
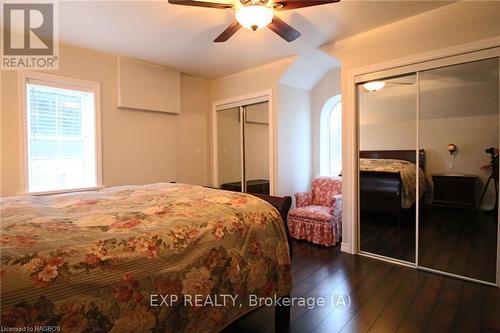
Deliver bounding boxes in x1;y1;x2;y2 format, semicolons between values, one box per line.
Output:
19;71;103;195
320;95;342;176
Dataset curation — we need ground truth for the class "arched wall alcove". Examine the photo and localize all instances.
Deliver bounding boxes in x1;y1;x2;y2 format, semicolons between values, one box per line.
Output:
275;49;341;199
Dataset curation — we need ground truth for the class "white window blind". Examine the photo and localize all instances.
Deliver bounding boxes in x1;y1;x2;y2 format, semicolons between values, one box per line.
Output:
26;82;97;193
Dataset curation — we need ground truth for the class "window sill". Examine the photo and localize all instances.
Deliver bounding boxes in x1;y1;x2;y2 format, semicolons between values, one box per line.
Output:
19;185;106;196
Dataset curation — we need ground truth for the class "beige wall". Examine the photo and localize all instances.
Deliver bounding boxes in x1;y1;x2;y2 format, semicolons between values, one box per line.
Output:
209;58;293;102
277;84;312;197
177;75;210;185
0;44;210;196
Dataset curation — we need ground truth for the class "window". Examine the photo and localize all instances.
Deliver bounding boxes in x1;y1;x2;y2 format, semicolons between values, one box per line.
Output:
329;102;342;175
22;73;101;193
320;96;342;176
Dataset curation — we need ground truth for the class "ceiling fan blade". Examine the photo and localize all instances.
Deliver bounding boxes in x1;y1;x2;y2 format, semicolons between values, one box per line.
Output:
273;0;340;11
268;16;301;42
168;0;233;9
214;20;242;42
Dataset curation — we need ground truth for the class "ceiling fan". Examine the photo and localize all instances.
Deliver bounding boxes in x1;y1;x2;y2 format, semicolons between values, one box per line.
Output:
168;0;340;42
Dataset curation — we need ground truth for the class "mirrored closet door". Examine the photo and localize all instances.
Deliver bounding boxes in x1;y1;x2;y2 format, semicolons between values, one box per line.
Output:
418;58;499;283
216;107;243;192
216;102;270;195
357;51;500;285
243;102;270;194
357;73;418;263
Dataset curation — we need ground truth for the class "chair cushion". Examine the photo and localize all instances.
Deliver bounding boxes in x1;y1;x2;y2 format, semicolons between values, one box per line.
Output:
311;176;342;207
289;205;333;223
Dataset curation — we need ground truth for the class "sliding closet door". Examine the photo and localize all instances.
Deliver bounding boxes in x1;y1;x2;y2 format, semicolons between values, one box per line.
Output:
358;73;417;263
418;58;499;283
244;102;270;194
217;107;243;191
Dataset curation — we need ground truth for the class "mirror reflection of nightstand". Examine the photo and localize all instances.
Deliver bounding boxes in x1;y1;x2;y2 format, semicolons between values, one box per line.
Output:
431;173;477;209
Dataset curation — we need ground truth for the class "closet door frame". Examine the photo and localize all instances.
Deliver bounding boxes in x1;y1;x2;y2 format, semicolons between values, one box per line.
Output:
212;90;274;194
348;39;500;287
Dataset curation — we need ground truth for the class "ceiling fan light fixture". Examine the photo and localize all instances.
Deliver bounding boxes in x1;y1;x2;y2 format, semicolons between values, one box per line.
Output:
363;81;386;92
236;4;273;31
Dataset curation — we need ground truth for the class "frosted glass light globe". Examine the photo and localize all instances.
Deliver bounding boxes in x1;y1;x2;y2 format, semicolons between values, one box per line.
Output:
236;5;273;31
363;81;386;92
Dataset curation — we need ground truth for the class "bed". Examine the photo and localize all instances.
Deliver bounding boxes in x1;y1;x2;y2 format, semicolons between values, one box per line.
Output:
359;150;426;220
0;183;292;333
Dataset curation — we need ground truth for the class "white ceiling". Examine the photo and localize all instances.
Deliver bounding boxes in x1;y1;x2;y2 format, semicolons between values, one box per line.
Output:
58;0;453;79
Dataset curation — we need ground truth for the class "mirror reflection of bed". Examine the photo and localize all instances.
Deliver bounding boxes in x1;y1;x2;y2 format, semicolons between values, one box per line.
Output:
359;150;423;262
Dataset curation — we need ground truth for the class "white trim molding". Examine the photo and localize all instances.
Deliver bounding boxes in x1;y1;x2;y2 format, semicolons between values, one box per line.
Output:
18;71;103;195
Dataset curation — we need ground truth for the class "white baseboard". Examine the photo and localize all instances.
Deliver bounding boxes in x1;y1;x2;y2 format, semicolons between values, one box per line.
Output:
340;242;351;254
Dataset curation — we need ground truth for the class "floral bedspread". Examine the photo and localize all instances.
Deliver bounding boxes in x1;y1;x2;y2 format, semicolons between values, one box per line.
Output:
360;158;427;208
0;183;292;332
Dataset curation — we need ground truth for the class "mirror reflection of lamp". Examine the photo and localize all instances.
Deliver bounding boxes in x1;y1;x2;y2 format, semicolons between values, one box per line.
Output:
363;81;386;92
447;144;457;169
447;144;457;155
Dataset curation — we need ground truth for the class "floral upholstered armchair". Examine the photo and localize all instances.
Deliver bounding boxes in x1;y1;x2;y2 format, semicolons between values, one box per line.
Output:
288;176;342;247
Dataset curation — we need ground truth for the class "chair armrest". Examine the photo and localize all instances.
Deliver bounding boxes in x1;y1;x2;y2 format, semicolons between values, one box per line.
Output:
329;194;342;217
294;192;312;207
332;179;342;196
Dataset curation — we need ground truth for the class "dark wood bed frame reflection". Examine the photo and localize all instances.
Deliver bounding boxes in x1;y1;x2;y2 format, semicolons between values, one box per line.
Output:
359;150;425;222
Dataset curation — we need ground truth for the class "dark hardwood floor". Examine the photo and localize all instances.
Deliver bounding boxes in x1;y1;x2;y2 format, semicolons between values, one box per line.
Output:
224;240;500;333
360;210;415;262
360;205;498;283
419;206;497;283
